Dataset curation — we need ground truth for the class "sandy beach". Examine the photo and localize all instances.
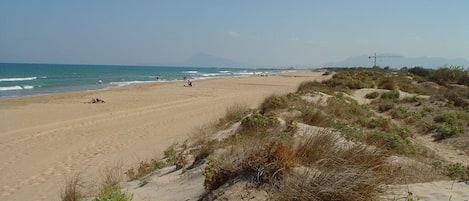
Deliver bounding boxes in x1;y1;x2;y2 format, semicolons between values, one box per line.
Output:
0;71;327;201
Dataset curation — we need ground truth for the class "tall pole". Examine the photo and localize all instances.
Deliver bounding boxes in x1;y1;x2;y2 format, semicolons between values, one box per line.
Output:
368;53;402;67
368;53;377;67
374;53;377;67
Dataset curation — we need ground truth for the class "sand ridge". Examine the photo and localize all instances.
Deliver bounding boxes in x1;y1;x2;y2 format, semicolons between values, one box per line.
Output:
0;71;328;201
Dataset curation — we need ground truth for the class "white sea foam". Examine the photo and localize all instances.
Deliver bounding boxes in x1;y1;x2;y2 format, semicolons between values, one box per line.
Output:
0;86;23;91
0;77;37;82
219;70;231;73
201;73;220;77
233;72;255;75
109;80;156;87
0;85;36;91
22;85;34;89
184;71;198;74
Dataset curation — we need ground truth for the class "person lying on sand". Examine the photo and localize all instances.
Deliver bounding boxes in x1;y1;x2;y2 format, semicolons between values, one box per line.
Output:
184;80;193;87
85;98;106;103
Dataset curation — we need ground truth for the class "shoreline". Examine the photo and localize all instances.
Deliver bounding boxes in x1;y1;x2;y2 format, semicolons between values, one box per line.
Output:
0;63;296;100
0;72;293;100
0;70;325;201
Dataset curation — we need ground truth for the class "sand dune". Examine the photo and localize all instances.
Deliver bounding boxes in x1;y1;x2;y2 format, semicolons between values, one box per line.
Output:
0;71;327;201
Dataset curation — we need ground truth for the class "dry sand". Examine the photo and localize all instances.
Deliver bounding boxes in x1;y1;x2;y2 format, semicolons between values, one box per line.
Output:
0;71;327;201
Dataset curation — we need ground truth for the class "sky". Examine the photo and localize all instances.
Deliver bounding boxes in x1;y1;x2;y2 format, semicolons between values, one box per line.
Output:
0;0;468;67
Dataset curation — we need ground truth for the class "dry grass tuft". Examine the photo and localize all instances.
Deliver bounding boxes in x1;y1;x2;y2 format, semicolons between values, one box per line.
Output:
295;129;337;164
203;139;297;191
101;163;124;187
60;174;85;201
278;168;383;201
277;129;387;201
241;141;297;184
300;107;331;127
296;129;387;171
217;104;250;128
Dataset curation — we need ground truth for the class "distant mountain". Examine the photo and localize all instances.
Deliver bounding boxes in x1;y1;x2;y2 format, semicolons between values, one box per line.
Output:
181;53;245;68
323;55;469;69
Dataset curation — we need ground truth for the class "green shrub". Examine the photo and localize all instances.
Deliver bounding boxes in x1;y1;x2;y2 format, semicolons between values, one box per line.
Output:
422;106;434;113
390;106;411;119
381;90;400;99
367;117;392;131
93;186;133;201
433;124;464;141
260;95;289;113
376;100;395;113
430;66;468;86
203;159;237;190
434;112;458;125
401;96;424;104
282;119;298;138
125;159;165;180
444;89;469;107
240;112;280;134
408;67;432;78
334;122;366;141
445;163;469;180
365;91;380;99
378;77;396;90
405;111;425;124
297;81;321;93
326;96;372;124
301;107;331;127
164;145;178;166
366;131;414;154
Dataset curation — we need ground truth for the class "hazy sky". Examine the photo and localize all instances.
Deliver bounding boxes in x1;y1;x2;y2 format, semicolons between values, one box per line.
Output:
1;0;468;67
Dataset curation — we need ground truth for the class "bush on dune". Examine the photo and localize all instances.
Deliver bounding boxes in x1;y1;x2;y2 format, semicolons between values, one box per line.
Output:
277;168;383;201
278;129;387;201
203;140;296;190
93;185;133;201
240;112;280;135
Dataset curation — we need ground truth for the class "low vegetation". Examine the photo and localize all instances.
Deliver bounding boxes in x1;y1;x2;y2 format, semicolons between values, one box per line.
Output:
61;175;84;201
93;185;133;201
66;66;468;201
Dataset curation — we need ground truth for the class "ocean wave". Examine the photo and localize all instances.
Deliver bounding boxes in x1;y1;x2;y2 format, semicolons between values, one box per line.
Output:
0;85;35;91
201;73;220;77
219;70;231;73
233;72;255;75
183;71;198;74
0;77;37;82
23;85;34;89
109;80;156;87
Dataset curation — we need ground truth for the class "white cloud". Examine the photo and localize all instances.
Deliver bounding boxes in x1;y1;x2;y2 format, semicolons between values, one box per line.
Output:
228;31;240;37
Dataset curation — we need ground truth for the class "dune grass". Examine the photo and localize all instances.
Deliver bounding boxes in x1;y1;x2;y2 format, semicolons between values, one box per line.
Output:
61;174;85;201
75;67;468;201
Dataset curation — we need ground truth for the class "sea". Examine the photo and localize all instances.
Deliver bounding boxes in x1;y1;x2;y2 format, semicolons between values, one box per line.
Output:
0;63;289;99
